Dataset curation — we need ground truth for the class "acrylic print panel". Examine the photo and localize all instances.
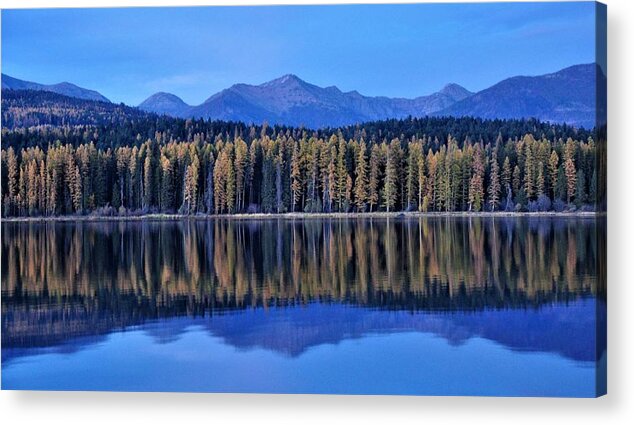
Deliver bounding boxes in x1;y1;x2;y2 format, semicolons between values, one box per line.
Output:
0;2;607;397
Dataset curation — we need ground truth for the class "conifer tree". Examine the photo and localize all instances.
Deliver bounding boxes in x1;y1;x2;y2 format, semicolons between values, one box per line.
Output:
417;150;426;211
290;141;302;212
512;165;521;201
488;144;501;211
234;138;248;212
382;141;399;212
160;154;175;211
575;168;586;207
203;151;215;213
549;150;559;200
353;140;368;211
564;139;577;204
536;161;545;197
335;136;349;212
524;144;534;200
468;145;485;212
368;144;382;212
182;155;199;215
501;156;511;193
406;141;422;210
6;147;18;215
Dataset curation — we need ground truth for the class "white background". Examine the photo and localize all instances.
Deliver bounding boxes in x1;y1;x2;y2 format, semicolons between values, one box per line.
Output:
0;0;632;424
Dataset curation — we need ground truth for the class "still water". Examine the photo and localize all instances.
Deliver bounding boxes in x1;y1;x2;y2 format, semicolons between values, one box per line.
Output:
1;217;605;396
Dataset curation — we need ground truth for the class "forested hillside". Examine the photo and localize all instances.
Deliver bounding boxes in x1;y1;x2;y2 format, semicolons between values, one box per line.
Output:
1;90;146;129
1;88;604;217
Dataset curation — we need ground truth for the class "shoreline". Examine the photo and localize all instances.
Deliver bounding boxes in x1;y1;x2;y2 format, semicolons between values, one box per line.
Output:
1;211;604;223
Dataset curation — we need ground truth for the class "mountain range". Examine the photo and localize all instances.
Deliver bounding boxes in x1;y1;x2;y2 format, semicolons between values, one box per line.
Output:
138;75;474;128
2;63;603;129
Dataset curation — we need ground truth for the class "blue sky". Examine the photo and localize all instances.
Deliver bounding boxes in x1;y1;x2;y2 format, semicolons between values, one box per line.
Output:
1;2;598;105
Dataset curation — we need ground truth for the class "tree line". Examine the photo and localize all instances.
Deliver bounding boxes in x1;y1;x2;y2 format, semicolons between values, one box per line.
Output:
2;89;593;151
1;129;602;217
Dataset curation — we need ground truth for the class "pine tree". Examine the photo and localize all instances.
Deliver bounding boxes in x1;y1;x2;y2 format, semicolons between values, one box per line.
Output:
468;145;485;212
555;164;567;201
435;146;447;211
234;138;248;212
70;165;82;213
26;160;38;215
260;145;276;213
335;136;349;212
524;144;534;201
368;144;382;212
575;168;586;207
426;150;437;211
290;141;303;212
469;174;484;212
38;159;46;214
564;139;577;204
304;138;320;212
536;161;545;197
225;147;236;213
488;148;501;211
417;150;426;211
512;165;521;202
549;150;559;200
353;140;368;211
160;154;175;212
203;151;215;214
382;141;399;212
143;154;153;210
182;153;200;215
247;140;258;207
406;141;422;210
128;146;140;210
501;156;511;194
6;147;18;215
275;148;284;213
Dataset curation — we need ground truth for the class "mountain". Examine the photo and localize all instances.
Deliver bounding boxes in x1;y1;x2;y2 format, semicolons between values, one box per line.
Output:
5;63;602;129
2;74;110;103
435;63;602;129
139;74;473;128
138;92;191;117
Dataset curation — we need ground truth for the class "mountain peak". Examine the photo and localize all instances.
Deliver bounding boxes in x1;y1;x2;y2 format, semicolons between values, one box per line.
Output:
138;92;190;117
439;83;473;101
143;91;187;102
262;74;306;87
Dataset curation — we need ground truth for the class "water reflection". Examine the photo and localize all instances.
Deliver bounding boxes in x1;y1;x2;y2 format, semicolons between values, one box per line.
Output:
1;217;605;395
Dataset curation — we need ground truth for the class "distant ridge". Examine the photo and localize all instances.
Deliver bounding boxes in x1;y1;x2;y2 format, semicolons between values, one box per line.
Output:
139;74;473;128
137;64;600;129
434;63;603;129
1;74;110;103
3;63;602;129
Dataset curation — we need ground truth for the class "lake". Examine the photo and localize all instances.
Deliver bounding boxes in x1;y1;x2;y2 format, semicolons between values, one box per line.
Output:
1;216;606;396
